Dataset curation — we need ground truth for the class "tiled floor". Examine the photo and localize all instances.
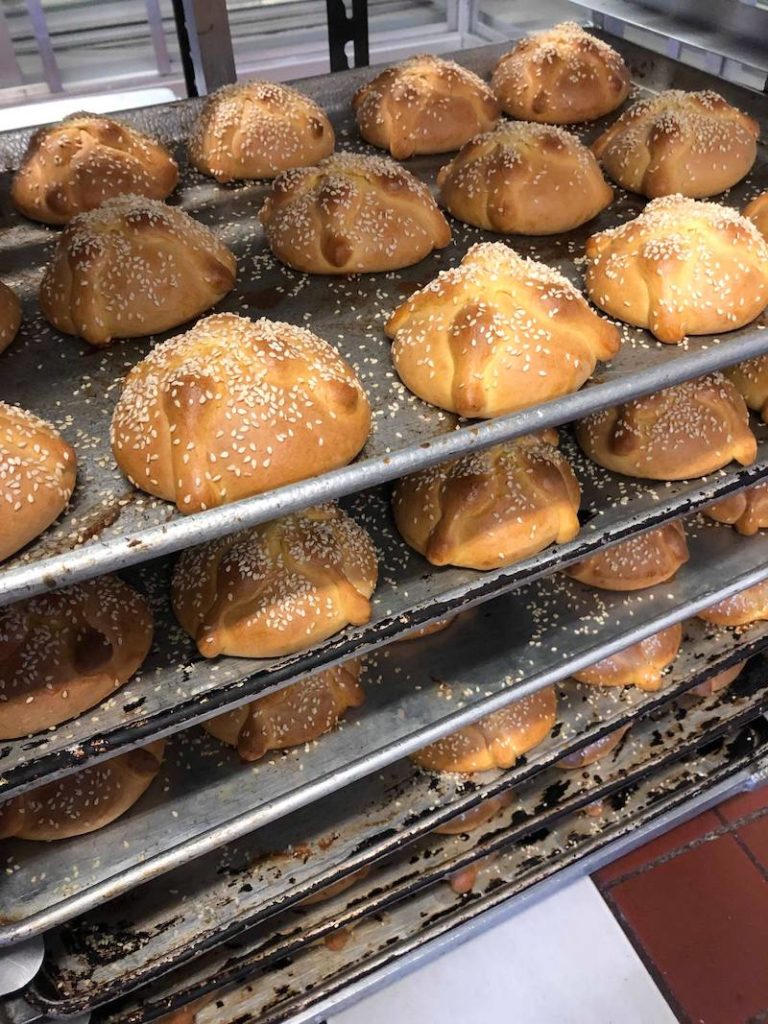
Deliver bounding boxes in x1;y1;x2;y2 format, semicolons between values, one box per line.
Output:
594;783;768;1024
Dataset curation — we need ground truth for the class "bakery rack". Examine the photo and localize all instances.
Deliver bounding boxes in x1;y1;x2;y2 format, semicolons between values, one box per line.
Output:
1;28;768;1024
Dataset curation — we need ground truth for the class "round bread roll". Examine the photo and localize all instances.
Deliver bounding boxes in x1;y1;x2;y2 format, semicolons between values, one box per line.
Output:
557;725;630;769
575;374;757;481
704;482;768;536
571;623;682;691
434;791;514;835
172;503;377;658
0;575;153;739
189;80;334;182
437;122;612;234
697;580;768;626
725;356;768;422
111;313;370;513
11;113;178;225
0;402;77;563
392;434;581;570
203;659;364;761
0;281;21;355
387;242;619;419
299;866;372;906
40;195;237;347
0;741;165;841
567;521;688;591
352;54;499;159
691;660;745;699
491;22;630;125
411;687;557;773
745;191;768;241
585;195;768;344
397;616;457;642
259;153;451;274
591;91;758;198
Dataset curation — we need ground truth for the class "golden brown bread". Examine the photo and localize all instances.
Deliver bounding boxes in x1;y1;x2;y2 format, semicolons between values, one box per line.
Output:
591;90;758;198
491;22;630;124
392;433;581;570
172;504;377;658
690;661;745;698
411;687;557;773
387;241;619;418
397;616;457;642
111;313;371;513
725;356;768;422
299;866;372;906
557;725;630;769
0;741;165;841
0;402;77;562
203;659;364;760
0;575;153;739
585;195;768;344
11;113;178;225
571;623;682;691
745;191;768;241
575;374;757;481
259;153;451;274
704;483;768;536
189;80;334;182
0;281;21;355
353;54;499;159
697;580;768;626
437;121;612;234
40;196;237;347
567;521;688;591
434;792;514;835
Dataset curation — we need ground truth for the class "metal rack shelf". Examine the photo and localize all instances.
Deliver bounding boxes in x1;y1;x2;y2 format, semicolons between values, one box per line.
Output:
50;687;766;1023
0;36;766;608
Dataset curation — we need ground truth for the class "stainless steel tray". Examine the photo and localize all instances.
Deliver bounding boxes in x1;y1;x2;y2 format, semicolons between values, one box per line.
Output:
83;700;768;1024
1;35;767;607
5;433;768;801
4;511;768;947
16;647;768;1007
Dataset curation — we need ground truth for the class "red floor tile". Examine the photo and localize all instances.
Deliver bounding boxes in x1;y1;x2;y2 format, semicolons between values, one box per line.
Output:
606;834;768;1024
594;809;721;888
737;815;768;876
715;783;768;825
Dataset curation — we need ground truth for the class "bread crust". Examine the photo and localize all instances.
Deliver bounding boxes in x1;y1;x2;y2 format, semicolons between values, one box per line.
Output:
592;90;758;198
411;687;557;773
557;725;630;769
40;195;237;347
353;54;499;159
11;113;178;225
585;195;768;344
111;313;371;513
0;281;21;355
189;80;335;182
575;374;757;480
567;521;688;591
0;402;77;562
259;153;451;274
571;623;682;691
745;191;768;241
698;580;768;626
387;242;619;418
0;741;165;841
392;434;581;570
171;504;378;658
726;356;768;422
203;659;364;760
704;482;768;536
491;22;630;124
690;661;745;698
437;121;612;234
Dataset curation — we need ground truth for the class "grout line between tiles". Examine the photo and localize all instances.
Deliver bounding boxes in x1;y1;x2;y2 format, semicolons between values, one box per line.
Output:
730;831;768;884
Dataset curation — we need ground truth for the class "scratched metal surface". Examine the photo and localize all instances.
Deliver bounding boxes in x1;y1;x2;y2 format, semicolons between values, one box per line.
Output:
65;692;768;1024
0;35;767;607
4;432;768;804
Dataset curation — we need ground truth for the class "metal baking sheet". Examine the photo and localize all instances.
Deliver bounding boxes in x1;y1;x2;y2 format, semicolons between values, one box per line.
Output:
4;431;768;802
3;552;765;950
88;709;768;1024
1;35;767;608
16;647;768;1007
